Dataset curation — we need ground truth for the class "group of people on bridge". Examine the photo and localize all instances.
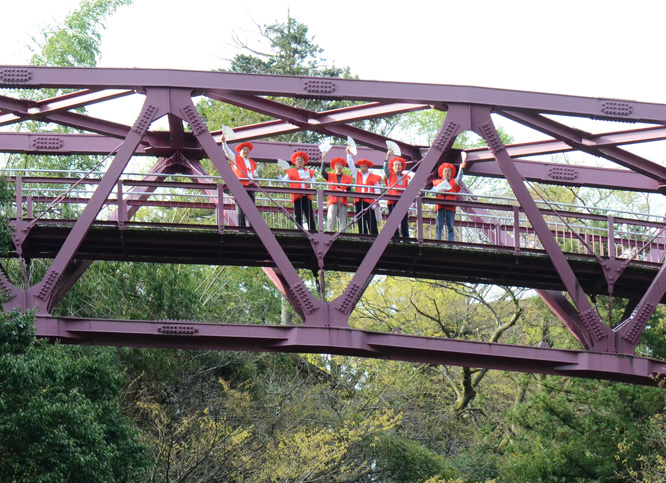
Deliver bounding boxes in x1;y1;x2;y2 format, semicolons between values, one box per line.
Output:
219;134;467;241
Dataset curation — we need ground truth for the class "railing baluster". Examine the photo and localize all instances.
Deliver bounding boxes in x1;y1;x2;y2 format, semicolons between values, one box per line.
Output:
416;195;423;246
217;184;224;234
117;180;125;229
513;206;520;254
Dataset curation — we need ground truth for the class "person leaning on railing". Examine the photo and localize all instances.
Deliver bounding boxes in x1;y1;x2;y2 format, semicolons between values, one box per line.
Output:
320;153;353;232
432;155;467;241
220;133;258;227
345;146;381;235
383;149;410;239
276;151;317;231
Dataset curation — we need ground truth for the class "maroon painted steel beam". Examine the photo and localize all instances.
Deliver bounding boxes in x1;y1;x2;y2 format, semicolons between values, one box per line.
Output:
0;92;164;146
211;94;427;128
5;89;167;314
454;186;591;348
33;316;666;386
0;130;660;192
468;157;661;193
0;89;133;126
471;106;611;351
0;129;661;193
173;89;326;325
0;132;149;155
616;262;666;353
46;157;173;305
5;66;666;123
211;93;423;159
330;105;465;325
499;111;666;182
0;93;131;138
471;123;666;162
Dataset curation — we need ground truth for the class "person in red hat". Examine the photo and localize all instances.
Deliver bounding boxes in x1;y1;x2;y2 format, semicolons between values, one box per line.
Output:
383;148;411;238
220;133;258;227
320;153;353;232
277;151;317;231
432;153;467;241
346;147;381;235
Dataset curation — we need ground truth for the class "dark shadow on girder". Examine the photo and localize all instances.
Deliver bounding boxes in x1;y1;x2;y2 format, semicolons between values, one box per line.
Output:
13;224;660;302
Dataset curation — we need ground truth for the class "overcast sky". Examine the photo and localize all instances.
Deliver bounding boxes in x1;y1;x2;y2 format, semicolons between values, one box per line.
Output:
3;0;666;148
5;1;666;99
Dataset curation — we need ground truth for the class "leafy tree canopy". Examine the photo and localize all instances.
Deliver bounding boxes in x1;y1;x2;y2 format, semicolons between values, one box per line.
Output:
30;0;133;68
0;310;148;482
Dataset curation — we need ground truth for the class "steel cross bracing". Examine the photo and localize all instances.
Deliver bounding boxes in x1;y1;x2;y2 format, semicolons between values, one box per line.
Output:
2;65;666;385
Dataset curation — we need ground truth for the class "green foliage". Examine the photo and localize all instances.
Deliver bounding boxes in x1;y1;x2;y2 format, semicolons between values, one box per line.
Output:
0;176;14;258
7;0;134;173
196;14;397;151
401;108;514;148
56;262;283;324
229;16;351;78
0;310;148;481
0;309;35;354
372;434;460;482
30;0;133;67
502;378;666;481
639;306;666;359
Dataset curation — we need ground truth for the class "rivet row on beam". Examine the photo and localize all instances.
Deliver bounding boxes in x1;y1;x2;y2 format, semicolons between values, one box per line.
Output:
0;68;32;84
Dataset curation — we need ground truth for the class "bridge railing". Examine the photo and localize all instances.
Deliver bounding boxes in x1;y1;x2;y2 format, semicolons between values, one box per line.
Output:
7;170;665;264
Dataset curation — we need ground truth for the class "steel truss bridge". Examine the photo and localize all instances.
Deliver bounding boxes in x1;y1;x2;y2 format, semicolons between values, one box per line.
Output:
2;65;666;386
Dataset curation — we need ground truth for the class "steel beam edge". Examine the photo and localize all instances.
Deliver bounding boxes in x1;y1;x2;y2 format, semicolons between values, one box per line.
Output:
34;316;666;386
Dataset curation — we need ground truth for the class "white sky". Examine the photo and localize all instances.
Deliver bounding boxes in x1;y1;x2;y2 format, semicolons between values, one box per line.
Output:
3;0;666;149
4;0;666;100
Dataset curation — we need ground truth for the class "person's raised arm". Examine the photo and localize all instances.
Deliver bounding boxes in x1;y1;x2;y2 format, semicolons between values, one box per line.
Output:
383;148;393;180
219;133;235;163
320;152;328;180
346;146;357;178
455;152;467;186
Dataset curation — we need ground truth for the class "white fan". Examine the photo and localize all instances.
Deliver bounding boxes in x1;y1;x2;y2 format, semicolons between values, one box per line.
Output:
222;125;235;139
386;140;401;157
373;204;382;221
319;138;332;155
276;158;290;170
347;136;357;155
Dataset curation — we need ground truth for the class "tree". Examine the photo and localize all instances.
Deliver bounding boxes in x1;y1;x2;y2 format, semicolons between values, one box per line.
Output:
198;13;397;149
0;3;148;481
0;310;148;482
30;0;133;68
228;15;350;78
501;378;666;481
7;0;134;173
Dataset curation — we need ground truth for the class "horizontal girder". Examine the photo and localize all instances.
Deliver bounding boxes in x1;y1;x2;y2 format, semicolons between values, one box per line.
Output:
35;316;666;387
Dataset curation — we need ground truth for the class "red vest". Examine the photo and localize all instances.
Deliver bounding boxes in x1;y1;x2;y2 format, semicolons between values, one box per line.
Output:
231;155;257;186
385;172;409;205
433;178;461;212
326;172;353;207
354;172;381;204
285;168;315;202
